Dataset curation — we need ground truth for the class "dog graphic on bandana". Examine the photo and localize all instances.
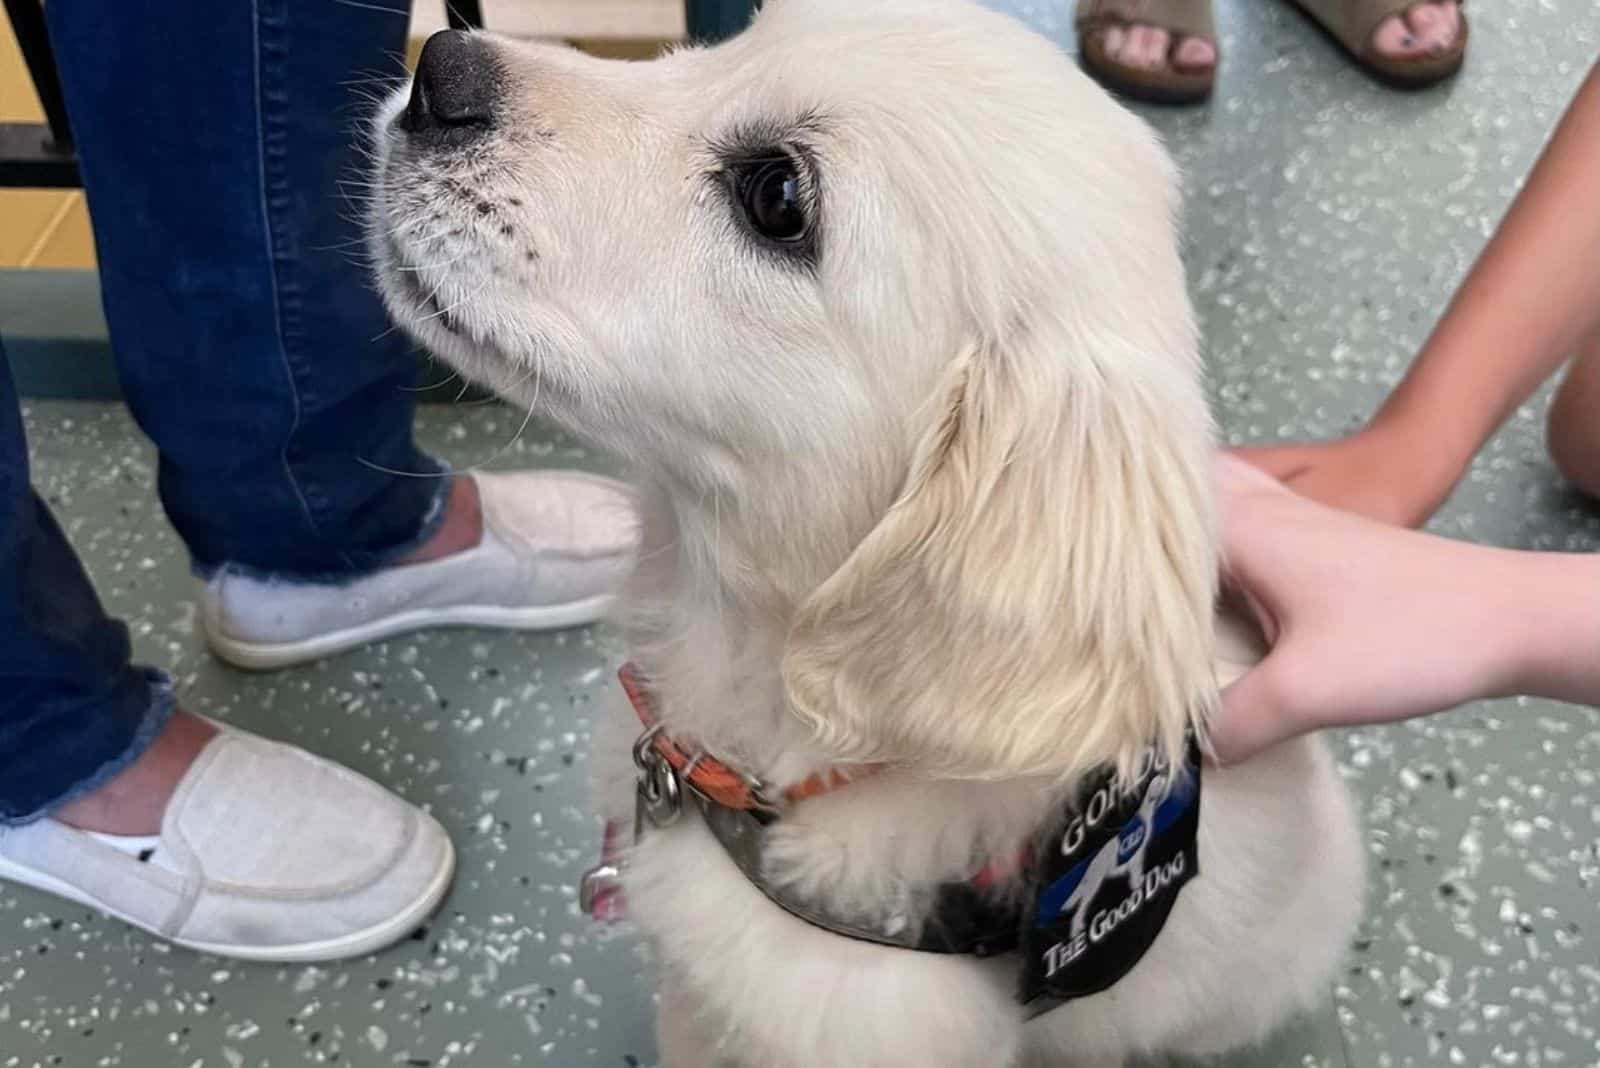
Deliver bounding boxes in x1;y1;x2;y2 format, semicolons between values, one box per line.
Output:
1059;773;1169;938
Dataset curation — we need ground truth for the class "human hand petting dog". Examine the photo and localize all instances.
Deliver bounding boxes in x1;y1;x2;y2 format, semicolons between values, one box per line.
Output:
1211;454;1600;764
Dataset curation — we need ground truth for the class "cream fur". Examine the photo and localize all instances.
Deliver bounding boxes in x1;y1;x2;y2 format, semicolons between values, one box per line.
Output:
370;2;1366;1064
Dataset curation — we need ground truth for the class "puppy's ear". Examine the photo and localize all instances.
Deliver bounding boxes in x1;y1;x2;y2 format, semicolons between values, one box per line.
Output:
783;322;1218;782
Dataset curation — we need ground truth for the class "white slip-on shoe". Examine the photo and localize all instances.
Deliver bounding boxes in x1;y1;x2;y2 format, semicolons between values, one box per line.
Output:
0;726;455;963
202;469;637;670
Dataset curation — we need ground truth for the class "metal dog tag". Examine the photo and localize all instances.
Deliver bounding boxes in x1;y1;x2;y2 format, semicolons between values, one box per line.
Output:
579;862;622;915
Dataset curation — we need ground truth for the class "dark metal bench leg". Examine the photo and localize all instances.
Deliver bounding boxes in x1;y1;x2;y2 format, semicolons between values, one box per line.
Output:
686;0;760;42
452;0;753;42
0;0;79;188
3;0;70;150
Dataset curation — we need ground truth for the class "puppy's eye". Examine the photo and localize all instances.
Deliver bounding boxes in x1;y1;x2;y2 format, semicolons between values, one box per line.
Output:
743;161;806;240
732;158;811;245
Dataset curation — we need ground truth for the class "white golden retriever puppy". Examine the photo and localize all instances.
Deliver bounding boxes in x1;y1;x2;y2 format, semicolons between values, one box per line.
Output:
370;2;1365;1064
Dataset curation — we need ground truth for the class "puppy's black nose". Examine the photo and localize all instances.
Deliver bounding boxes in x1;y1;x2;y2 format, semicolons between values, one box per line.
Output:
403;30;497;135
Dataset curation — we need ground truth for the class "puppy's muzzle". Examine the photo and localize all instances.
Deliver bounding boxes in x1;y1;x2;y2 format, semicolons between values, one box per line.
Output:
400;29;499;144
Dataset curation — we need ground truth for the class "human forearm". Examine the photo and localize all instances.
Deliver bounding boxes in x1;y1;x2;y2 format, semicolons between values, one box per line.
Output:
1373;61;1600;464
1499;547;1600;708
1238;63;1600;529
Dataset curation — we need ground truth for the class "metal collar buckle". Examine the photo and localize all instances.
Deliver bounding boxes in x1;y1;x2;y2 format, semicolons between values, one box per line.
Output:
633;723;683;837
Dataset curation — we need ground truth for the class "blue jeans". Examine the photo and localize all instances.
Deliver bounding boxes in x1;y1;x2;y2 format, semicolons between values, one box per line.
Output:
0;0;442;824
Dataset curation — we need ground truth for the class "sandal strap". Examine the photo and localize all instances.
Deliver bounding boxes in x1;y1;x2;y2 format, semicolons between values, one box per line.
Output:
1289;0;1464;54
1076;0;1216;41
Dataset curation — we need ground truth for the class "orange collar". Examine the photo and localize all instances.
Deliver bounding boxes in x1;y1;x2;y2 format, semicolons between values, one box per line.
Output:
618;663;873;812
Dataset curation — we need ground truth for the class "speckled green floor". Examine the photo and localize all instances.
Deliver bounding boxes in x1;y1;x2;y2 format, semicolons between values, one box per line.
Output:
5;1;1600;1066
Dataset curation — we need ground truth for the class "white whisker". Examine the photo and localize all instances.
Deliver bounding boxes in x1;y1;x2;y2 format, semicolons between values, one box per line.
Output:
333;0;410;16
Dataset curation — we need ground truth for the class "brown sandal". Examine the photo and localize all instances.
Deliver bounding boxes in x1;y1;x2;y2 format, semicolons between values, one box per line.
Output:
1076;0;1218;106
1283;0;1468;88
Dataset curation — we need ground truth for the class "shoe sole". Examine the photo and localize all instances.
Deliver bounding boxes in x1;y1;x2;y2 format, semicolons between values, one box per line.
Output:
204;593;616;671
0;838;456;964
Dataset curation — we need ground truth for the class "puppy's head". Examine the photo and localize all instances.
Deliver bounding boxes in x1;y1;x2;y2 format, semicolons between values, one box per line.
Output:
372;0;1217;783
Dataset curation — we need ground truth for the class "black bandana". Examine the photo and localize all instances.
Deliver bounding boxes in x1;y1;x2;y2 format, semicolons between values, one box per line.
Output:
1018;737;1202;1011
